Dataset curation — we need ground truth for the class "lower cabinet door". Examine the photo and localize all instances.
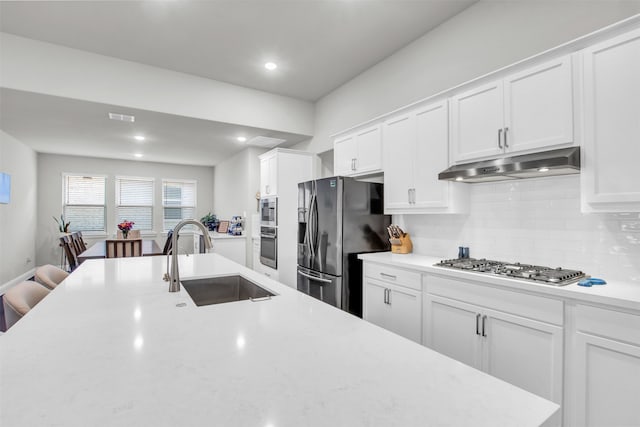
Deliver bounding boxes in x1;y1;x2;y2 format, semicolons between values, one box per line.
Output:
387;284;421;344
573;332;640;427
424;295;481;369
363;279;391;330
482;308;563;403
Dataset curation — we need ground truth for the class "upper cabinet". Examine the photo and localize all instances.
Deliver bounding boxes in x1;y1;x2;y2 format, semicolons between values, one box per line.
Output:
581;28;640;212
383;100;467;214
451;55;575;163
334;124;382;177
260;153;278;196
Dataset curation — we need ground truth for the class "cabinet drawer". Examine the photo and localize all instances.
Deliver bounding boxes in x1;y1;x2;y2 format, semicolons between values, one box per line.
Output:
365;263;421;291
575;304;640;346
426;274;563;326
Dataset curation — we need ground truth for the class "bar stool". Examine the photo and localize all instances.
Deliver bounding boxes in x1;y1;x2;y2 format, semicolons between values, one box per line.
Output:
3;281;51;329
34;264;70;290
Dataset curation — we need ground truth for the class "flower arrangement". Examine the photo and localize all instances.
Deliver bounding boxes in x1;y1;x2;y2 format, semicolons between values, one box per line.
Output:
117;220;135;239
53;214;71;233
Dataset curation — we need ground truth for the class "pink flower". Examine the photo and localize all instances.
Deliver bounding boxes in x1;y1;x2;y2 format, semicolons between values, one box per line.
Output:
117;220;135;232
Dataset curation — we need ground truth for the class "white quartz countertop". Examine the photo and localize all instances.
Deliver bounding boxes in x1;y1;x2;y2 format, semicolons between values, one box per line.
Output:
359;252;640;312
0;254;557;426
195;230;245;239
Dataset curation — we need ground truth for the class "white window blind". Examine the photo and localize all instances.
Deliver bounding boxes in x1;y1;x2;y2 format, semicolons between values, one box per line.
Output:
63;175;106;232
162;180;196;231
116;177;154;231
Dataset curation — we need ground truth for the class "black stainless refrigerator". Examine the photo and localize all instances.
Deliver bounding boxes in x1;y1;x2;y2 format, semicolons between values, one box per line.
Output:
297;176;391;317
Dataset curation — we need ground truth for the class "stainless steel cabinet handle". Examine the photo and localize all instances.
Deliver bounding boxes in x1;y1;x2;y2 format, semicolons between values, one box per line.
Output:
481;315;487;337
385;288;392;305
476;313;481;335
351;158;357;171
298;270;332;284
412;188;416;204
503;127;509;148
498;128;503;149
383;288;388;304
380;272;397;280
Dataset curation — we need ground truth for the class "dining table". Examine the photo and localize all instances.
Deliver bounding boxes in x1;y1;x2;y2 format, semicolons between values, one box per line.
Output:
77;239;163;263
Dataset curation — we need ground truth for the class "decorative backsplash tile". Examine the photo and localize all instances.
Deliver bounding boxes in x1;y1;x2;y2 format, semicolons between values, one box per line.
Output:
398;175;640;283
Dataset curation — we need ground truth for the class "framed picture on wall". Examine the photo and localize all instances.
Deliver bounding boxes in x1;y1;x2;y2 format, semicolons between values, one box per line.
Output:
217;220;229;234
0;173;10;204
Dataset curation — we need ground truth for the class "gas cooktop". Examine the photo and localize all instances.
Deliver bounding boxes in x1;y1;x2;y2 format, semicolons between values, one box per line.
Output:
435;258;587;286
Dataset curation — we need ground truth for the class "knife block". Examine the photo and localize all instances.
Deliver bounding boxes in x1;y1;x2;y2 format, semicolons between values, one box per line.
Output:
390;233;413;254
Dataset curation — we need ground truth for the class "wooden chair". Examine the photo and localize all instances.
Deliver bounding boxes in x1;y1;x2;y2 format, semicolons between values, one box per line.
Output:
35;264;70;290
116;230;141;239
3;280;51;329
71;231;87;254
70;232;87;253
59;235;79;272
106;239;143;258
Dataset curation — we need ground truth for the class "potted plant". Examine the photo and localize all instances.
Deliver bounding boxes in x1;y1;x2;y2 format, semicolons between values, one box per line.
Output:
200;212;218;231
53;214;71;233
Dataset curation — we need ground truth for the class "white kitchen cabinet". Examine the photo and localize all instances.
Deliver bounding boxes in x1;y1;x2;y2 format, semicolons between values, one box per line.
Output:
194;232;247;266
260;154;278;196
363;263;422;343
568;304;640;427
423;275;563;405
334;124;382;176
258;149;317;288
451;55;575;163
581;28;640;212
383;100;468;214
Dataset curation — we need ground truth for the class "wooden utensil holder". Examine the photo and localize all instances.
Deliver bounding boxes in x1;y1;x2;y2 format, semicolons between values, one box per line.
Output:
390;233;413;254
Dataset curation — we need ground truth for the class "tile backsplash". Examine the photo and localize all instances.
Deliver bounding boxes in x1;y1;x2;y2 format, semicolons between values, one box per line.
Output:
397;175;640;283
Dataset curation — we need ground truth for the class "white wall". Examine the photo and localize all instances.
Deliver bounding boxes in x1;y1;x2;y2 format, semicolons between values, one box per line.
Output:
295;0;640;154
0;33;315;137
0;130;37;286
398;176;640;283
213;146;267;267
37;153;214;267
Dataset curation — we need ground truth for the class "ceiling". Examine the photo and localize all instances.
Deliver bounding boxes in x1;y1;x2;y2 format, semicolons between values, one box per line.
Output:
0;1;476;166
0;0;475;101
0;88;309;166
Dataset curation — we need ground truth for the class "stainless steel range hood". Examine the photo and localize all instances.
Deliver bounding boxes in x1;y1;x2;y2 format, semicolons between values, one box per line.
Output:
438;147;580;183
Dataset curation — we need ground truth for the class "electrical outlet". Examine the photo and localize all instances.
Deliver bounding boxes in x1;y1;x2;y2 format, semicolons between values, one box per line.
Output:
26;258;32;264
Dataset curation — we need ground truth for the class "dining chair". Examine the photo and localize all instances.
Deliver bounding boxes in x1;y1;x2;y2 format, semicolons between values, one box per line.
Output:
34;264;70;290
162;230;176;255
70;232;87;254
3;280;51;329
116;230;141;239
106;239;143;258
59;235;79;272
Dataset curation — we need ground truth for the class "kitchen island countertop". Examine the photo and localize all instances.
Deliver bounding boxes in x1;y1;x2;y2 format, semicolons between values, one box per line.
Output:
0;253;557;426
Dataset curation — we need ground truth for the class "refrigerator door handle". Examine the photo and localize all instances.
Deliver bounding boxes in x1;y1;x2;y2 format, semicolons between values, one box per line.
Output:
297;270;332;284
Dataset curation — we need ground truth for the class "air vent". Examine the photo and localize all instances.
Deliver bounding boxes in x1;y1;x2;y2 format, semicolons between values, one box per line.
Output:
108;112;135;122
246;136;286;148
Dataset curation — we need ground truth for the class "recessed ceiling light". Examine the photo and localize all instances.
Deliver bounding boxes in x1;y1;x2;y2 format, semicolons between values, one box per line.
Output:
108;112;135;122
134;153;143;158
134;135;145;141
264;62;278;71
455;177;464;181
237;136;247;142
538;167;550;172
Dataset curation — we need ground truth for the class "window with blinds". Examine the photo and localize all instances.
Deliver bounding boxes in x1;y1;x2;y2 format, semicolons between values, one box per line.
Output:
63;174;106;232
116;176;154;231
162;180;196;231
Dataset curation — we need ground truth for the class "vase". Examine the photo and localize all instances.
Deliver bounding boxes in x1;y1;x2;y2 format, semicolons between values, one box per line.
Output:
122;230;129;239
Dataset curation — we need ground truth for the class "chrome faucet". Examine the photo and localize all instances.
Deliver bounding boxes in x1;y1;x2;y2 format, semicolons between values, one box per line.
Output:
164;219;212;292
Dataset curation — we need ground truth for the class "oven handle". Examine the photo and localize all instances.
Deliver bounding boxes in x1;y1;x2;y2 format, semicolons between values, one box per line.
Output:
297;270;332;284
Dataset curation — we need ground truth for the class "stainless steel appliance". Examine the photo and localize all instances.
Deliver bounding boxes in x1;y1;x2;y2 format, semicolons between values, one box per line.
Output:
260;197;277;226
297;176;391;317
438;147;580;183
435;258;586;286
260;226;277;269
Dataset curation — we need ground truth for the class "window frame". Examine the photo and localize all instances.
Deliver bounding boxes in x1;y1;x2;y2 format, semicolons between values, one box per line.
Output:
115;175;155;234
162;178;197;232
62;173;107;236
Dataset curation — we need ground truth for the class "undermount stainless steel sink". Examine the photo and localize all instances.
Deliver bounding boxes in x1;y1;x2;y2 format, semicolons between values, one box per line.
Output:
181;275;276;306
